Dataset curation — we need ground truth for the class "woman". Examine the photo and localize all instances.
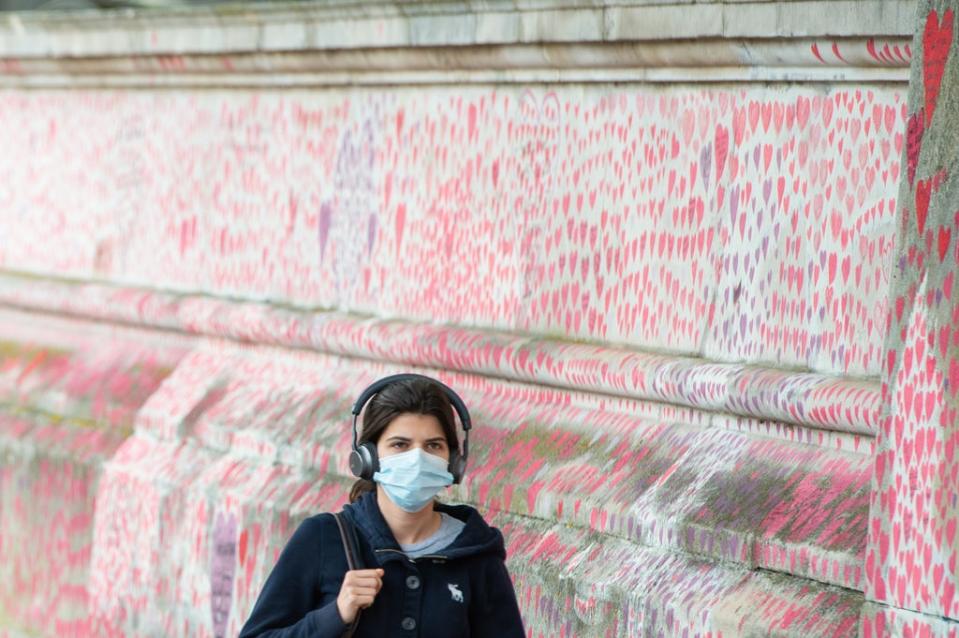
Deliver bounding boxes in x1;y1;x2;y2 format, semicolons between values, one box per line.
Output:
239;374;525;637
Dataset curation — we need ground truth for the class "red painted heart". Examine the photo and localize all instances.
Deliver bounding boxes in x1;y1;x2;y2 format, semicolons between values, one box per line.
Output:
939;225;952;262
916;178;933;235
923;8;954;127
906;109;925;186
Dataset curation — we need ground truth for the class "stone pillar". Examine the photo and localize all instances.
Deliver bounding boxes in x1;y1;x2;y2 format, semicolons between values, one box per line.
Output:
865;0;959;634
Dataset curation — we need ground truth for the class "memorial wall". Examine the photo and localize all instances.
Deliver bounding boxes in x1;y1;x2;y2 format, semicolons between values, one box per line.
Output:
0;1;955;635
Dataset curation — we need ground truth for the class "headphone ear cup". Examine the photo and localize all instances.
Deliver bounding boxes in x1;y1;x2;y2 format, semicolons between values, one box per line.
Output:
448;450;466;484
349;442;379;480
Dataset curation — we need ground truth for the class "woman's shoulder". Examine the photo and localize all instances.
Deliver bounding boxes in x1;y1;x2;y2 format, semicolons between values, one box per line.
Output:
436;501;497;530
434;500;483;522
434;502;506;561
286;512;340;546
299;511;336;527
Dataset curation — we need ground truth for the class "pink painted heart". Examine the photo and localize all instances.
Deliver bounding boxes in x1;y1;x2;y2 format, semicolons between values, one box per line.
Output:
796;96;810;129
714;125;729;184
395;203;407;255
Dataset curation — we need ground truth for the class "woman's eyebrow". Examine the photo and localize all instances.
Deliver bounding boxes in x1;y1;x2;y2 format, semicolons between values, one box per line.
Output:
384;435;446;443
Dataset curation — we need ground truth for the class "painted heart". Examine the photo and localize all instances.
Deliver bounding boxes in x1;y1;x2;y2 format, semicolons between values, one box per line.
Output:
885;105;897;134
733;106;747;145
748;101;760;131
714;125;729;184
907;110;925;186
939;225;952;262
394;203;407;255
822;98;834;128
923;8;954;126
916;179;933;235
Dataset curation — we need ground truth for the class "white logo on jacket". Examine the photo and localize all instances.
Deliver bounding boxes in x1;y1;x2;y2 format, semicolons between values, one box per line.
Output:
448;583;464;603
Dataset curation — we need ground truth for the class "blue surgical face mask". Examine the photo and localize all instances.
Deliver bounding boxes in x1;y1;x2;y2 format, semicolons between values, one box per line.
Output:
373;448;454;513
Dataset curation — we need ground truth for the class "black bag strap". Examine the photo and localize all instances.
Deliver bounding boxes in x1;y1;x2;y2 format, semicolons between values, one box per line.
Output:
333;512;361;569
332;512;364;637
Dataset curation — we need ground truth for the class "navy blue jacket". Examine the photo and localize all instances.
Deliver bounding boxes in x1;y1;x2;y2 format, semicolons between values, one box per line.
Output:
239;492;525;638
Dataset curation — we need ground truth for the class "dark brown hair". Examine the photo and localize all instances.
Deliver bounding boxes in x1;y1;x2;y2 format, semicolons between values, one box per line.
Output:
349;377;460;502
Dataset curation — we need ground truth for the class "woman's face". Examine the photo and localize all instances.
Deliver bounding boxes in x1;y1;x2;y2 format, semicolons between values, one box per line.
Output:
377;413;451;462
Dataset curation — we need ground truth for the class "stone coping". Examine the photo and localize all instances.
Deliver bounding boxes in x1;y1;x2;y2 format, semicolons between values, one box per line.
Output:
0;1;915;63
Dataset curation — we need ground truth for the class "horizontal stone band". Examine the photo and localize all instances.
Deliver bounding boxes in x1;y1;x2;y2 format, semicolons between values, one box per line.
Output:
0;272;881;435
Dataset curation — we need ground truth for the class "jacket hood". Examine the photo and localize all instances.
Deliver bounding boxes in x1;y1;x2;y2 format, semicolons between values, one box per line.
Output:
343;491;506;562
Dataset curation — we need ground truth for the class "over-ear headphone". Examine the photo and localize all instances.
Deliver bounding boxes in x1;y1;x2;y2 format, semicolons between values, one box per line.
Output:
349;373;472;484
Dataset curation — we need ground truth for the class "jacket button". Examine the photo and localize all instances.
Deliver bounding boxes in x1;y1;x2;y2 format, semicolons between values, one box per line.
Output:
406;575;421;590
401;616;416;631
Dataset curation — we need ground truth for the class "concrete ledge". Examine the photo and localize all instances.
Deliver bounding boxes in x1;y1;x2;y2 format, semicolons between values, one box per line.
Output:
0;34;914;86
0;274;881;437
0;65;910;87
0;308;189;434
0;38;915;74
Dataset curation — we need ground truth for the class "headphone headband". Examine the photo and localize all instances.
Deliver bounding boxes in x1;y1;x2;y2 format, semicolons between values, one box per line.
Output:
351;373;472;431
349;373;471;483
